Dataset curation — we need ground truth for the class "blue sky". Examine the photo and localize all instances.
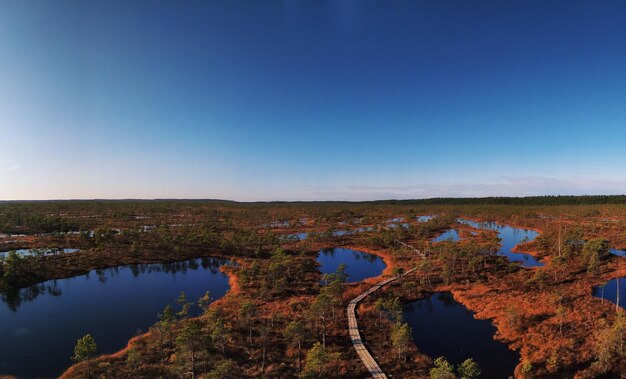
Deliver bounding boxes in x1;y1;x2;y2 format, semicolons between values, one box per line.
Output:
0;0;624;201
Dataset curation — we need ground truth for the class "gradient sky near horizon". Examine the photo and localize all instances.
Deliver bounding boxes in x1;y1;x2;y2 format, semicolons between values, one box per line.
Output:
1;0;625;201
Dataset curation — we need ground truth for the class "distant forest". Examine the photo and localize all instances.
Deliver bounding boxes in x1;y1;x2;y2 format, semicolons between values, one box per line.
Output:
373;195;626;206
1;195;626;207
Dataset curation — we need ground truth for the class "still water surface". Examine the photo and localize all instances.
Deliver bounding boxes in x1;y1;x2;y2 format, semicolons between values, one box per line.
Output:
432;229;460;242
316;247;386;283
0;257;230;378
417;215;435;222
609;248;626;257
0;248;80;257
593;277;624;310
403;292;519;378
458;219;542;267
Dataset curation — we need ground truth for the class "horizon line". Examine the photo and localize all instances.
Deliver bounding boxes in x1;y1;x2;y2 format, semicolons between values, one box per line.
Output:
1;194;625;204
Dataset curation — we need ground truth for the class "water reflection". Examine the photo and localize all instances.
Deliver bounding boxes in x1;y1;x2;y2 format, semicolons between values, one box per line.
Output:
403;292;519;378
593;278;624;310
457;219;542;267
432;229;460;242
609;249;626;257
417;215;435;222
316;247;386;283
0;257;230;378
281;226;377;241
0;248;80;257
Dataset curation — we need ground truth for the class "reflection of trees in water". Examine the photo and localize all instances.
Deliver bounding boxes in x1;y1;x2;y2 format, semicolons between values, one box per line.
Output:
320;248;380;264
96;269;107;283
1;280;62;312
405;296;434;313
125;257;227;276
405;293;471;320
85;258;227;278
405;293;459;314
1;257;228;311
436;292;458;307
353;251;379;264
459;219;537;244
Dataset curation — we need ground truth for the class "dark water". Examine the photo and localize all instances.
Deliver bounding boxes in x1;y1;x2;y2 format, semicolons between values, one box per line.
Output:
610;248;626;257
458;219;542;267
432;229;460;242
403;292;519;378
0;257;230;378
316;247;386;283
593;278;625;310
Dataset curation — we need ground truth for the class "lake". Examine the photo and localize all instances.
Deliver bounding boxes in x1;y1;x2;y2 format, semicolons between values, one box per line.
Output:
316;247;386;283
432;229;460;242
281;227;377;241
403;292;519;378
593;277;624;310
0;248;80;258
387;217;404;223
0;257;231;378
417;215;435;222
458;219;542;267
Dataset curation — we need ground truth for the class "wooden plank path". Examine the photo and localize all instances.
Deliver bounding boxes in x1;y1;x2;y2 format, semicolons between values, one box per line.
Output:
347;266;418;378
395;239;427;259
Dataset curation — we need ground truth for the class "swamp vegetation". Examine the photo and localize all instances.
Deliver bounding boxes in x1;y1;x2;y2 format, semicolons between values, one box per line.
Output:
0;197;624;378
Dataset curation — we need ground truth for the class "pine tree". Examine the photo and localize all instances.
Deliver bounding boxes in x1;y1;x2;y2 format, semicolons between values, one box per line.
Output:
458;358;481;379
429;356;456;379
176;320;204;379
391;322;412;363
72;334;97;379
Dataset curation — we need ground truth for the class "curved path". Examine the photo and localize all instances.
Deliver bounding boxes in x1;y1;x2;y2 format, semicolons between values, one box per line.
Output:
348;264;418;378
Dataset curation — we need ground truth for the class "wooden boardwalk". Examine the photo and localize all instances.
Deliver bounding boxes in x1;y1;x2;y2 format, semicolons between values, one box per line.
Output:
395;239;427;259
347;266;418;378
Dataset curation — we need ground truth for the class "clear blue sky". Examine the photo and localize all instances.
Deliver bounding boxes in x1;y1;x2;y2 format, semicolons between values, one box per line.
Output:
0;0;624;201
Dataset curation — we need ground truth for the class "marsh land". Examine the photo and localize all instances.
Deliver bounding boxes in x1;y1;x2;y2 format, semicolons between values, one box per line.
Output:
0;196;624;378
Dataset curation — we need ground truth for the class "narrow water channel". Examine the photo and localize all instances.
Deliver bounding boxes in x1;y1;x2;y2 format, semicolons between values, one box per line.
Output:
610;248;626;257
